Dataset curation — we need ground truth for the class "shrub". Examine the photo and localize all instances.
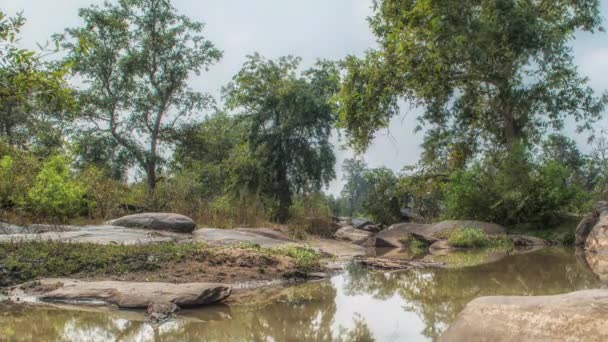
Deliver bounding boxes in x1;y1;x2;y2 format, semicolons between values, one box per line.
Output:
0;153;40;210
447;228;490;248
26;155;85;220
79;167;129;220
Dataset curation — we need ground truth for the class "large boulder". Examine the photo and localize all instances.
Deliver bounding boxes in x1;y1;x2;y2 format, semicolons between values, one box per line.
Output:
193;228;294;248
441;289;608;342
575;201;608;245
334;226;373;245
105;213;196;233
585;209;608;253
10;278;231;309
363;223;433;247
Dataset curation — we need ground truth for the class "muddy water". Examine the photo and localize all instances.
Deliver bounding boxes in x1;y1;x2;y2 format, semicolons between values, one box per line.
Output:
0;247;605;341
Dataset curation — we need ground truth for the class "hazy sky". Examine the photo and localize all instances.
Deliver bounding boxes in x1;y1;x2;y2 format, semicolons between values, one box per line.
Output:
4;0;608;194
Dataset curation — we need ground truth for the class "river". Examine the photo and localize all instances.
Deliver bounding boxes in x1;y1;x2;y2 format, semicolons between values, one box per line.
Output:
0;247;604;341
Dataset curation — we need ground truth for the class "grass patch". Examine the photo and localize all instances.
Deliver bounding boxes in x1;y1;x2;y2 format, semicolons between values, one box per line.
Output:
232;242;322;270
446;228;512;248
409;239;428;254
0;241;209;287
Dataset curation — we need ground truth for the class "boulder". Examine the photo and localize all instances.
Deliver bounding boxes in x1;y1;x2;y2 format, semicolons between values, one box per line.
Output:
334;226;373;245
351;218;374;230
147;302;179;322
430;220;507;236
575;202;608;245
429;240;455;251
509;235;548;247
441;289;608;342
363;223;432;247
12;278;231;309
105;213;196;233
585;209;608;253
194;228;294;248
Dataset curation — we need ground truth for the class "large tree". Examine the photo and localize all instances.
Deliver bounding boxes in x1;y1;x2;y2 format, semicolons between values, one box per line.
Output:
225;54;338;222
338;0;607;157
0;11;75;151
60;0;221;191
340;158;370;217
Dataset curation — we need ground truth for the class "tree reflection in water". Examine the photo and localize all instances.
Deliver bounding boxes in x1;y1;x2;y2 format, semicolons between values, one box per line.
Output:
1;248;604;341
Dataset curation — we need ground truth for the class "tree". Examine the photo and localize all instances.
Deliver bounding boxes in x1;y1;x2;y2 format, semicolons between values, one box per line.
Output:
340;158;370;217
338;0;607;156
361;167;400;225
225;54;338;222
60;0;222;191
0;11;75;151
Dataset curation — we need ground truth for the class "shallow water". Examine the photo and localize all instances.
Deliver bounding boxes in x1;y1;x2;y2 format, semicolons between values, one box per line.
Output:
1;247;605;341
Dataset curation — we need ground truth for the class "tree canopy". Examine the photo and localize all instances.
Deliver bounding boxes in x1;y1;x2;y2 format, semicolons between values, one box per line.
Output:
338;0;607;158
225;54;339;222
60;0;222;191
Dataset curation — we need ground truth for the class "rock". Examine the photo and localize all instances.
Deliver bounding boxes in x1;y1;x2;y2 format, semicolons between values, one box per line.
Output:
308;237;366;260
13;278;231;308
0;225;187;245
585;209;608;253
354;256;444;270
334;226;373;245
509;235;548;247
306;272;329;279
105;213;196;233
363;223;432;247
0;222;25;234
351;218;374;230
430;220;507;236
359;224;382;233
441;289;608;342
400;207;424;222
583;250;608;282
411;232;440;244
147;302;179;322
576;201;608;246
194;228;294;248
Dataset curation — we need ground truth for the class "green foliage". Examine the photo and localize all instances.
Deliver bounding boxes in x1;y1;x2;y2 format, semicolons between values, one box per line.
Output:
234;242;322;271
341;158;370;217
60;0;222;190
337;0;607;157
288;193;334;238
27;156;85;219
225;54;338;222
446;228;490;248
0;11;75;151
79;166;129;220
361;167;400;225
443;144;588;227
0;241;208;287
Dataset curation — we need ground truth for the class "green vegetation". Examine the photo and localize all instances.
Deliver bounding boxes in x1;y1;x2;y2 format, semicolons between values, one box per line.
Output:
0;241;324;287
445;228;512;249
232;242;322;271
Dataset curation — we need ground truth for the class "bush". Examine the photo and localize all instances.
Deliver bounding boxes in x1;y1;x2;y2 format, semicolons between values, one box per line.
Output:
288;193;334;238
26;155;85;220
447;228;490;248
79;167;129;220
0;152;40;210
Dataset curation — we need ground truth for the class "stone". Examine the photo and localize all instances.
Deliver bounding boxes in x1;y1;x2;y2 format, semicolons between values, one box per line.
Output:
509;235;548;247
576;201;608;246
105;213;196;233
194;228;294;248
585;210;608;253
441;289;608;342
0;225;187;245
355;256;444;270
363;223;433;247
429;240;455;251
147;302;179;322
334;226;373;245
12;278;231;309
351;218;373;229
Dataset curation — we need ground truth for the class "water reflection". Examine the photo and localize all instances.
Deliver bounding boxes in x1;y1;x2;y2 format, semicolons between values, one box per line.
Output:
0;248;604;341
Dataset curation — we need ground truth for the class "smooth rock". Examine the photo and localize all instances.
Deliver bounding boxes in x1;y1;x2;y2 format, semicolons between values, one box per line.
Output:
576;201;608;246
429;240;455;251
585;210;608;253
0;222;25;234
13;278;231;308
105;213;196;233
0;225;187;245
351;218;374;230
363;223;432;247
194;228;294;248
334;226;373;245
441;289;608;342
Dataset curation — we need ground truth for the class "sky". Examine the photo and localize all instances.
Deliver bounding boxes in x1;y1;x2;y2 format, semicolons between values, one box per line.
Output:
4;0;608;195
